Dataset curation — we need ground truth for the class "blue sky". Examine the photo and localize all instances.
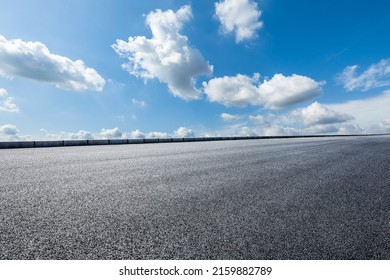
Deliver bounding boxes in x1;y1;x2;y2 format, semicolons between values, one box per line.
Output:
1;0;390;140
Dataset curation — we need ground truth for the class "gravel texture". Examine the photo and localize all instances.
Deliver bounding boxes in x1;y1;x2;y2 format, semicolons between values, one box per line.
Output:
1;136;390;259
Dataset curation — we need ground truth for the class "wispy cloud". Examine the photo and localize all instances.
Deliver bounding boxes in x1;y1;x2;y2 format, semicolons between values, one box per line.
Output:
131;98;146;108
0;88;19;113
338;58;390;91
327;90;390;132
220;112;241;121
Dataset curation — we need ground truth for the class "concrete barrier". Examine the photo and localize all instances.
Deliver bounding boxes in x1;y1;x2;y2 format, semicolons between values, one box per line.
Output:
87;139;109;145
34;141;63;148
109;139;128;145
127;139;144;144
144;138;159;143
63;140;88;146
0;141;35;149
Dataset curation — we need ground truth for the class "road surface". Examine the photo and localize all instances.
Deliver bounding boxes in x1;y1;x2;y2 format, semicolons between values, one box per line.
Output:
1;135;390;259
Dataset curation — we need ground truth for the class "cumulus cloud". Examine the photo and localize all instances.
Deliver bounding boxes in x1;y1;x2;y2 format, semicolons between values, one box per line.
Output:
0;124;19;137
215;0;263;43
112;5;213;100
100;127;123;139
220;112;241;121
338;58;390;91
125;129;145;139
0;124;31;141
259;74;324;109
173;127;195;138
40;129;95;140
222;102;362;137
0;35;105;91
0;88;19;113
291;102;353;126
203;73;261;107
39;127;196;141
203;73;323;109
145;131;170;138
126;127;195;139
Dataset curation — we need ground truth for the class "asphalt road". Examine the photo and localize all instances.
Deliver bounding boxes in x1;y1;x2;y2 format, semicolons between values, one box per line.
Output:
1;135;390;259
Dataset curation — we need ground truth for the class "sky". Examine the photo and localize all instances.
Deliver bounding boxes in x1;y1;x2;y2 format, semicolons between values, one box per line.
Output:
1;0;390;141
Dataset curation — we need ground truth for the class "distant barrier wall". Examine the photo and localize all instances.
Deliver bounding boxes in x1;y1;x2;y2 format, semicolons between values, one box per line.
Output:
0;134;386;149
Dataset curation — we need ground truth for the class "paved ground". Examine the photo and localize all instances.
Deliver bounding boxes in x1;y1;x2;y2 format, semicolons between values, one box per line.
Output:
1;135;390;259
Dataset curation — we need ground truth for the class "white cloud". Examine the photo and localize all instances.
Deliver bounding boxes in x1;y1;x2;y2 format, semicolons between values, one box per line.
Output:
131;98;146;108
203;73;261;107
0;88;19;113
100;127;123;139
38;127;196;141
248;114;276;126
379;119;390;130
70;130;95;140
112;5;213;100
291;102;353;126
259;74;324;109
125;129;145;139
146;131;170;138
300;123;364;135
0;124;31;141
224;102;363;137
337;124;364;135
40;129;96;140
327;90;390;133
301;124;340;135
263;125;299;136
203;73;323;109
209;90;388;136
0;124;19;137
338;58;390;91
215;0;263;43
0;35;105;92
220;112;241;121
173;127;195;138
127;127;195;139
0;88;7;97
238;126;258;136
